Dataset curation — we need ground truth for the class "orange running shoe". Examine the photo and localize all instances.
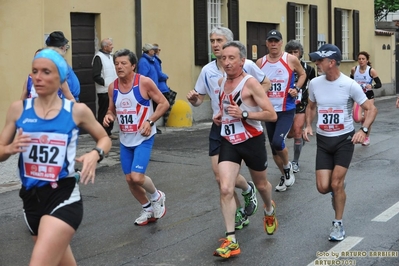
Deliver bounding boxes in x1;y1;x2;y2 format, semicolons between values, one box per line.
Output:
264;200;278;235
214;236;240;258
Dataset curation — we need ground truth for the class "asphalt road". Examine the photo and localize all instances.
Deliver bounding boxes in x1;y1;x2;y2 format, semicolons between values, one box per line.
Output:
1;96;399;266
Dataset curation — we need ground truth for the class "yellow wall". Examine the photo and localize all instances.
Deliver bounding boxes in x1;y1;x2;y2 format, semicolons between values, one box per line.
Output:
238;0;377;75
373;35;396;92
0;0;136;128
43;0;136;56
0;0;394;128
0;0;44;126
140;0;197;100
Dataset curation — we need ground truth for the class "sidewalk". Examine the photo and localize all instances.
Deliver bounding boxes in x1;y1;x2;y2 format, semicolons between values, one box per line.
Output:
0;122;212;193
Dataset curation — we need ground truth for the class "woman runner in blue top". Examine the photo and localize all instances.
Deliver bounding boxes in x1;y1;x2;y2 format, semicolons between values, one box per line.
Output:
0;48;111;265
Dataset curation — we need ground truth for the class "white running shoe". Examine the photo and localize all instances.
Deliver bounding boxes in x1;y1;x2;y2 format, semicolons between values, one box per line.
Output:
284;162;295;187
152;190;166;218
292;161;300;173
329;222;345;241
275;176;287;192
134;209;157;226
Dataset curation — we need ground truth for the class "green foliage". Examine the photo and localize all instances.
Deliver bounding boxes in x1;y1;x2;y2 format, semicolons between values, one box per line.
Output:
375;0;399;21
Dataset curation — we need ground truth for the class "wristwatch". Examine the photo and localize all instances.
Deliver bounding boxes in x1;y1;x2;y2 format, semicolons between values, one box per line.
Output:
242;110;249;120
92;147;104;163
146;119;155;127
360;127;369;134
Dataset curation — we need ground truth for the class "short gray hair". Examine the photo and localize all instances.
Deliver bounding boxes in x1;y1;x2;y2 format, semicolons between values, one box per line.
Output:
210;26;234;42
285;40;304;58
101;38;113;49
223;41;247;59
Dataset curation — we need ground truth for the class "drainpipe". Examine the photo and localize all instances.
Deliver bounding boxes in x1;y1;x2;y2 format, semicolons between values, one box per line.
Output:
135;0;142;59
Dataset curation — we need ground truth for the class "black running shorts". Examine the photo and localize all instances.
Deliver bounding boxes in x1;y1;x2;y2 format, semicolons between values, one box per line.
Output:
315;130;355;170
365;90;374;100
219;133;268;171
209;122;222;156
19;177;83;236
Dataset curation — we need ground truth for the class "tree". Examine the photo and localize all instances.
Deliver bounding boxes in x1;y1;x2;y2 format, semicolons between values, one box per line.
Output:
375;0;399;21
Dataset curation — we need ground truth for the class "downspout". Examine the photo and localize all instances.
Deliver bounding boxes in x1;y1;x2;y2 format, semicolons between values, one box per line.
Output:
328;0;332;43
135;0;142;59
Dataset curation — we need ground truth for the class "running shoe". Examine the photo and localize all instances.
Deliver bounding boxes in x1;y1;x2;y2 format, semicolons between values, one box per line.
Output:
214;236;240;258
134;209;157;226
152;190;166;219
292;161;300;173
284;162;295;187
235;209;249;230
275;176;287;192
242;181;258;216
329;221;345;241
264;200;278;235
362;137;370;146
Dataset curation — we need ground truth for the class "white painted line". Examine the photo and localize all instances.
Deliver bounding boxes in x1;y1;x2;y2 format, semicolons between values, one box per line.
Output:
307;236;363;266
372;201;399;222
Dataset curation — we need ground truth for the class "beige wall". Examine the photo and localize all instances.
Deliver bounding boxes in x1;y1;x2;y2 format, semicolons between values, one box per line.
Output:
0;0;44;127
140;0;197;99
373;35;396;96
0;0;394;127
0;0;136;128
238;0;377;75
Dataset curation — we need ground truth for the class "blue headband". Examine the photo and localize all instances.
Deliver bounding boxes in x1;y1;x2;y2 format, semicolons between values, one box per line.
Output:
34;49;68;83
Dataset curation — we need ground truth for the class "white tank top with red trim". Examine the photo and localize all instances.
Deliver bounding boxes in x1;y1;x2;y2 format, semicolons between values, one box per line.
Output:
259;52;296;112
219;75;263;145
113;74;156;147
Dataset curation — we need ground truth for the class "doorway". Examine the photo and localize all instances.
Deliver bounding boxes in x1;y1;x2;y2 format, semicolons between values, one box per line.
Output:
246;22;278;61
70;13;96;115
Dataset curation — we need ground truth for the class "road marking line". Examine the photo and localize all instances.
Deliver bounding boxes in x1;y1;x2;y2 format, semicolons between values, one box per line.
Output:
307;236;363;266
371;201;399;222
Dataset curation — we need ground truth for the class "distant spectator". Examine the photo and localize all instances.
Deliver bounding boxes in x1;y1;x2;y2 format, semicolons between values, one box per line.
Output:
21;48;75;102
92;38;118;139
153;43;176;125
137;44;159;86
138;43;162;133
46;31;81;101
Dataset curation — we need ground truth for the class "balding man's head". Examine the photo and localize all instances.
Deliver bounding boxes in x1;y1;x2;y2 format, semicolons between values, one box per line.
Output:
101;38;114;53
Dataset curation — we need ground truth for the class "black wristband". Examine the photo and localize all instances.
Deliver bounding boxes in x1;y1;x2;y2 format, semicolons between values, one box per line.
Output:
146;119;154;127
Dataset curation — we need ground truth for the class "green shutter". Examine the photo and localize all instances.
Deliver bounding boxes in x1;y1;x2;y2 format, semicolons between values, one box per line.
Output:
309;5;318;53
353;10;360;60
228;0;240;39
334;8;342;51
287;2;296;41
194;0;209;66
